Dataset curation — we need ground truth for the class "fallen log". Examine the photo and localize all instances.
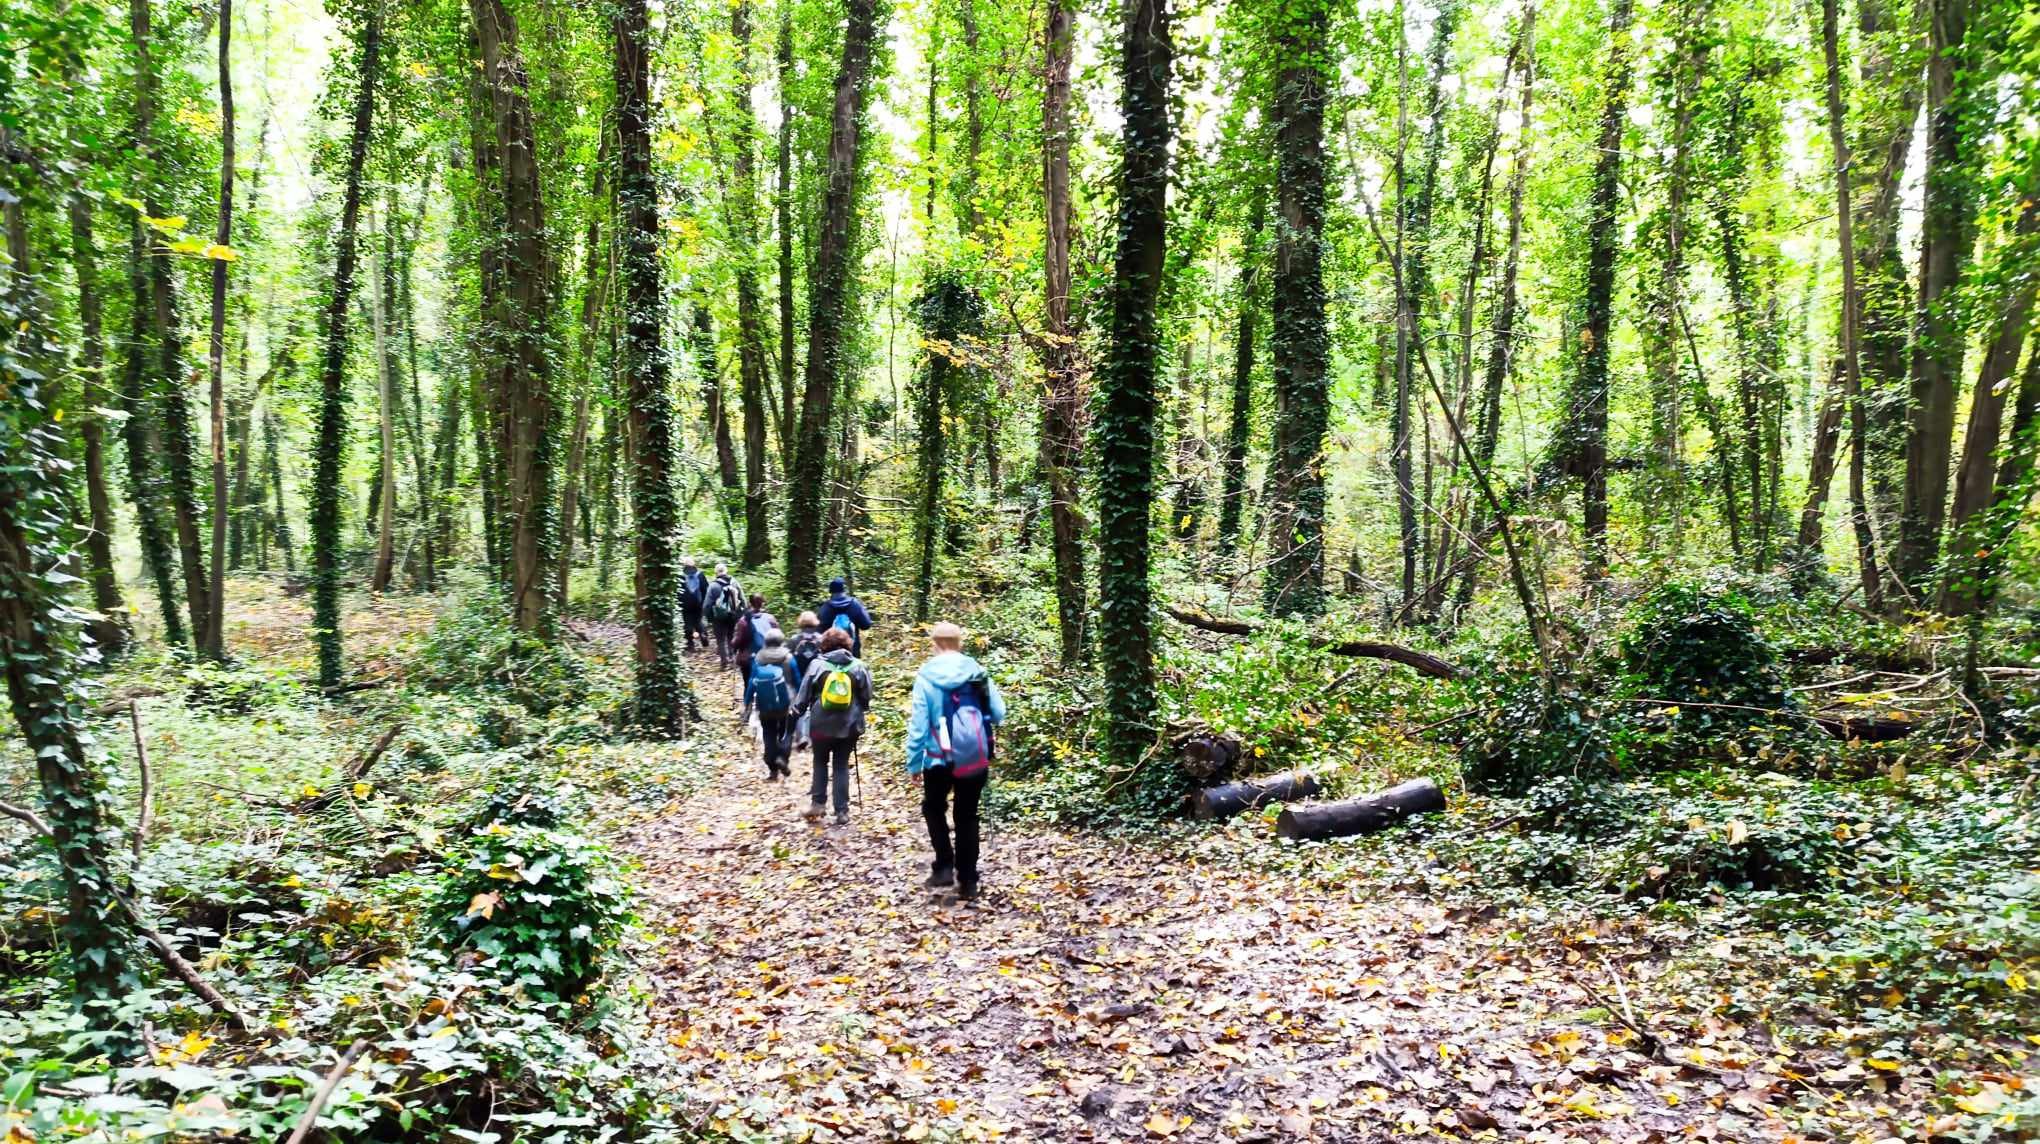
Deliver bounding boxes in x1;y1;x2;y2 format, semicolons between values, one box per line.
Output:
1192;771;1322;820
1169;722;1243;784
1276;779;1446;841
1812;714;1918;742
1164;606;1461;680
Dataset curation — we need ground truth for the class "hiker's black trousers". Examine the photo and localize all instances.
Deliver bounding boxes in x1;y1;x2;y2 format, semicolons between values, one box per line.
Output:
712;619;738;667
810;736;855;815
922;767;987;887
682;604;705;648
759;713;792;775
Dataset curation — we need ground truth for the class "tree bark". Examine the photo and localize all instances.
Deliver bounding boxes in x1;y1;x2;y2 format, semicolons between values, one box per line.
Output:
66;192;132;655
1896;0;1974;591
1263;0;1332;618
470;0;558;635
1217;202;1263;559
784;0;882;600
1040;0;1087;665
732;0;774;569
1556;0;1634;582
370;205;397;593
203;0;233;660
1641;6;1704;549
311;1;381;688
1275;779;1445;840
1193;772;1322;821
616;0;686;733
1096;0;1171;768
775;8;799;478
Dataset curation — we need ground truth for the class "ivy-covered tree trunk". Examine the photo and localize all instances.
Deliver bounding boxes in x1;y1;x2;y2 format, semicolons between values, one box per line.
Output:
775;8;799;479
1096;0;1170;768
203;0;233;660
1555;0;1634;583
1853;0;1919;549
732;0;774;570
1216;202;1260;560
1641;8;1706;549
65;192;131;656
616;0;685;734
1040;0;1087;665
311;1;381;689
558;161;606;606
784;0;881;601
432;376;465;577
1896;0;1974;594
0;288;135;1007
1799;0;1864;563
911;273;984;621
695;304;743;543
262;403;294;574
370;208;398;593
470;0;558;635
1263;0;1331;618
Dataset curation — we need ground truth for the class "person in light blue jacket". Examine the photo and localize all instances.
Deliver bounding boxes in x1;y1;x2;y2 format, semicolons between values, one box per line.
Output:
906;622;1006;900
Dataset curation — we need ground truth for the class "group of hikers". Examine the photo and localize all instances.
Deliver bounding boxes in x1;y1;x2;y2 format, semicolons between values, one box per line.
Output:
678;560;1005;901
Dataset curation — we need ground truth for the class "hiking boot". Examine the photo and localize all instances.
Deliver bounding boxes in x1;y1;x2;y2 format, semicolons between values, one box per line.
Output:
924;865;955;889
831;811;850;826
803;801;825;822
956;881;981;902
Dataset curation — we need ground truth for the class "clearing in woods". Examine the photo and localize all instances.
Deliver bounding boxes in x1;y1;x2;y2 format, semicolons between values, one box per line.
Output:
621;638;1806;1142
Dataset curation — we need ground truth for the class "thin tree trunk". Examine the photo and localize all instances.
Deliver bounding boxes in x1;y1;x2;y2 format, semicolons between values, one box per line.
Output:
66;192;132;655
1096;0;1171;767
1263;0;1331;618
1641;7;1704;550
775;8;798;477
311;2;381;688
202;0;233;660
558;158;607;604
1217;201;1263;559
1040;0;1087;664
1558;0;1634;583
370;206;397;593
784;0;882;600
732;0;774;569
1799;0;1863;556
262;403;295;573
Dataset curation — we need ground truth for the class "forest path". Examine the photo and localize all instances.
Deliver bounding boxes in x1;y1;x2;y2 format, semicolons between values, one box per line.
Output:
618;644;1717;1142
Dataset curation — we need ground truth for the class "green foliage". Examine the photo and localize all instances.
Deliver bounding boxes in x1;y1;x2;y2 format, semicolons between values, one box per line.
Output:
420;592;594;717
1619;578;1786;717
430;823;632;999
1456;651;1618;795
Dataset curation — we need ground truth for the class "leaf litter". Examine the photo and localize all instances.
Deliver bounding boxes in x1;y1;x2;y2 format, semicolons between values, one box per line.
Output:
617;652;1972;1142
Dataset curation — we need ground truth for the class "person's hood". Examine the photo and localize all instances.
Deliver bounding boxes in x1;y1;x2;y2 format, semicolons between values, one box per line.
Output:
714;573;733;584
828;590;852;603
820;648;857;666
756;646;791;665
918;650;985;689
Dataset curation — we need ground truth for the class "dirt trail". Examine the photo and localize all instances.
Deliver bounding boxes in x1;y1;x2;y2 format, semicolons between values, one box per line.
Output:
620;648;1755;1142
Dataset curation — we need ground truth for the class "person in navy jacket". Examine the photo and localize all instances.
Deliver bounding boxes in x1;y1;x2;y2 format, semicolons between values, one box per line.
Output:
814;577;873;655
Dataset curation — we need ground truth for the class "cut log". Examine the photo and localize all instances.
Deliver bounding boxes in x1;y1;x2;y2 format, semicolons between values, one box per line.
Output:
1276;778;1445;841
1164;605;1460;680
1812;714;1917;742
1174;728;1243;784
1192;771;1322;820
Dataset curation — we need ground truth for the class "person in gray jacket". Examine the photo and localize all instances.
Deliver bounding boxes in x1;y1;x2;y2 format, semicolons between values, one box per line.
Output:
791;626;872;825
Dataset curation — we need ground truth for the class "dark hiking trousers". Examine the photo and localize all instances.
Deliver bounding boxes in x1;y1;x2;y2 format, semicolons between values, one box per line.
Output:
713;618;738;668
810;736;855;815
922;767;987;887
682;604;705;649
759;712;792;776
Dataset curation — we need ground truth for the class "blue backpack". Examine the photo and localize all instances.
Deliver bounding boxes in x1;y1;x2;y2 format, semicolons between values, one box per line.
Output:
832;613;854;634
940;682;993;778
752;661;792;714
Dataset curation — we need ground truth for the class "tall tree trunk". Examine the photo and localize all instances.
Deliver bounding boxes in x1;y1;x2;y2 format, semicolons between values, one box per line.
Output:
695;304;743;513
775;8;799;477
1097;0;1170;767
431;374;465;574
311;2;381;689
783;0;882;600
1964;334;2040;621
616;0;686;732
732;0;774;569
203;0;234;660
557;392;591;606
370;206;398;593
1040;0;1087;665
66;192;132;655
1217;202;1263;559
1799;0;1863;558
558;160;607;605
470;0;558;635
0;316;135;1007
1854;0;1920;544
1641;7;1705;550
1897;0;1974;591
1557;0;1634;583
1940;199;2038;613
262;403;295;573
1263;0;1332;618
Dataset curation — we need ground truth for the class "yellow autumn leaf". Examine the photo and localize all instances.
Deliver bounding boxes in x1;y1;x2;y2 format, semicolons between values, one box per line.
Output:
2006;970;2028;992
487;862;522;880
202;243;239;261
1865;1057;1902;1071
466;891;500;919
142;214;188;233
353;782;371;798
1144;1111;1188;1137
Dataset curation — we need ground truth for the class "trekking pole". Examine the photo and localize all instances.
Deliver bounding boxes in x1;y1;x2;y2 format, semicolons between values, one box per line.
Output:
851;746;863;807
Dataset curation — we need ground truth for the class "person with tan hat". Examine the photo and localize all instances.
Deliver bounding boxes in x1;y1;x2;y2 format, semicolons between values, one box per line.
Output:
905;621;1006;900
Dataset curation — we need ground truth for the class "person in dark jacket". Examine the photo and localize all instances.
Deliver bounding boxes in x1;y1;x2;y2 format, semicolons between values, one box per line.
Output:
749;631;796;780
680;560;708;650
733;595;778;720
703;564;743;668
814;577;874;655
791;626;872;825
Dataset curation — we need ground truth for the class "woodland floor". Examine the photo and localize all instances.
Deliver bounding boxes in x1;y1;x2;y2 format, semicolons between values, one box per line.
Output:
617;640;1887;1143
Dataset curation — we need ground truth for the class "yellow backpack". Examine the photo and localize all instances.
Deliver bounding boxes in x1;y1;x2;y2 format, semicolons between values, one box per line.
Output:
820;664;857;710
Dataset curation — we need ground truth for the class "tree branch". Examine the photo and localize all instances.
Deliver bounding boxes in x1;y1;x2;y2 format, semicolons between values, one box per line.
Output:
1163;605;1461;680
